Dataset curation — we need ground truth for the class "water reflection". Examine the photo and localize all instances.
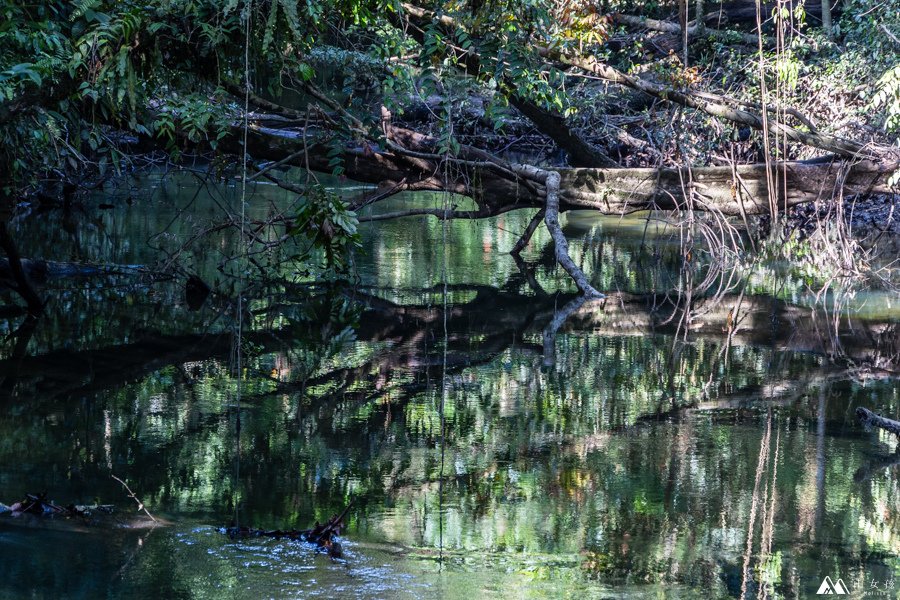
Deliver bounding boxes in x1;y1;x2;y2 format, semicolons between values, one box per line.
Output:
0;172;898;598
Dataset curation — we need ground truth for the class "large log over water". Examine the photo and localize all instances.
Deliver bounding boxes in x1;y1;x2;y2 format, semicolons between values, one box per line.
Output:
245;125;898;218
558;160;896;215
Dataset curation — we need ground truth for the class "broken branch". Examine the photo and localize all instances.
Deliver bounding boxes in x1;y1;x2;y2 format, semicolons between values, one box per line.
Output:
112;474;158;523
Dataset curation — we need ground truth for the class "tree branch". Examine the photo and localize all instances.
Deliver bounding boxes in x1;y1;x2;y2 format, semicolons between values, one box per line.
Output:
614;13;764;45
509;208;546;255
540;47;886;159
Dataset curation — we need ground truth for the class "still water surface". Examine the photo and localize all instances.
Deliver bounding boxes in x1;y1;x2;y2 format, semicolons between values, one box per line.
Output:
0;171;899;599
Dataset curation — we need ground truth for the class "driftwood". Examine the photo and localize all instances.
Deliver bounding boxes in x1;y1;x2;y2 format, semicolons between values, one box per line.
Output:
856;407;900;437
0;258;152;283
0;492;115;519
225;501;353;558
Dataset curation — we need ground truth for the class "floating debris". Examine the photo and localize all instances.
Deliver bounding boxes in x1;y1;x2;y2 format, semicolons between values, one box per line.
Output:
0;492;115;519
224;501;352;558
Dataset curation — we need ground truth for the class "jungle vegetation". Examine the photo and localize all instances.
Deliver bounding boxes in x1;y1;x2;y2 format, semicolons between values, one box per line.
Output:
0;0;898;303
2;4;900;596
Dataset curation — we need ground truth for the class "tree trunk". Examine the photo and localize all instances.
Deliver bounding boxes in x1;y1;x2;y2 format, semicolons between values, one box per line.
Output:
821;0;833;39
507;96;618;168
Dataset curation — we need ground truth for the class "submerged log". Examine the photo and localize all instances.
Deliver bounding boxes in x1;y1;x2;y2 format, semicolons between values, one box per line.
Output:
1;492;115;518
0;492;164;532
0;258;151;283
225;501;353;558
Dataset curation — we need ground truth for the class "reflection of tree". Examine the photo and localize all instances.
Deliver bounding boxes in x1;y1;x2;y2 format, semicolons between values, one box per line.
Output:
2;274;899;597
3;278;897;405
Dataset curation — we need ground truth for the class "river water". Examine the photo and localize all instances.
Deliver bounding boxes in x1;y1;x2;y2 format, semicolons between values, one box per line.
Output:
0;170;898;599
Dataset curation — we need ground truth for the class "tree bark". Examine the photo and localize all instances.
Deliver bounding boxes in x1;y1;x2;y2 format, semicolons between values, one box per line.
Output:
821;0;833;39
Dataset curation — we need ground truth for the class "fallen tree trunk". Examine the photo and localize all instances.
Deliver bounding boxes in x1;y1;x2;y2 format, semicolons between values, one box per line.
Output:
246;124;897;217
556;158;898;215
613;13;762;45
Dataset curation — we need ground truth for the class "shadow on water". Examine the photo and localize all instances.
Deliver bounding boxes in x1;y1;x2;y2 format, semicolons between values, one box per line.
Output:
0;170;899;598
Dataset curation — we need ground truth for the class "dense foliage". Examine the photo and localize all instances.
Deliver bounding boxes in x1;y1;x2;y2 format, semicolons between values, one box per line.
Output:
3;0;898;183
1;0;898;283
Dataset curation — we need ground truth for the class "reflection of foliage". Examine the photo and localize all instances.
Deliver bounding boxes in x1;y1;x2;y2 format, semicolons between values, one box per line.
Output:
281;290;360;374
2;295;900;596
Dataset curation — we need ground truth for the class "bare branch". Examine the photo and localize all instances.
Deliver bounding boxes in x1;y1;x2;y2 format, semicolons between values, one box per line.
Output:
111;474;158;523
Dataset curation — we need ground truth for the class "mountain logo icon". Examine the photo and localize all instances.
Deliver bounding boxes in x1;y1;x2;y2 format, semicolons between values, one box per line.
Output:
816;576;850;594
